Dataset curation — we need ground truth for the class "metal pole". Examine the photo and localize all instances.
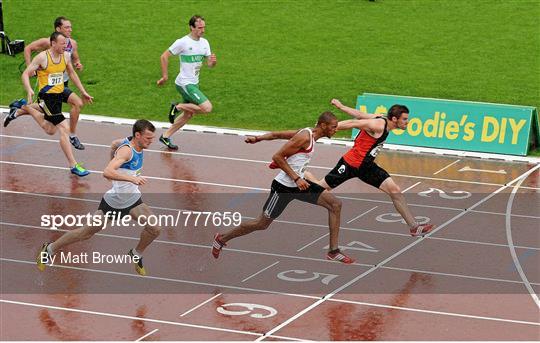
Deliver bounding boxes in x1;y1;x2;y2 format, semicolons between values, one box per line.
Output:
0;0;5;54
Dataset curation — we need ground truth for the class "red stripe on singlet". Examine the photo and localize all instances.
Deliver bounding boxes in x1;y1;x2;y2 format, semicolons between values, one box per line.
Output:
342;130;378;168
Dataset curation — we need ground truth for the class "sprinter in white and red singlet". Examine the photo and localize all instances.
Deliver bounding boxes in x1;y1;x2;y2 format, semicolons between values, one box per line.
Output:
212;112;355;264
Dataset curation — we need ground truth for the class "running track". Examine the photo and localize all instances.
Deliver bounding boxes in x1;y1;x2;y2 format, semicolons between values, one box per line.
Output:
1;117;539;340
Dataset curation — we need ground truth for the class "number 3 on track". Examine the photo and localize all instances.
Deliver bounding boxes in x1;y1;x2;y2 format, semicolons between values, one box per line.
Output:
376;213;430;225
216;303;277;318
418;187;471;200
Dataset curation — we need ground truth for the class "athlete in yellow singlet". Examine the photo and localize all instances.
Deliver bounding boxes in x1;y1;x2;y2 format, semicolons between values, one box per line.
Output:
3;32;94;177
36;50;67;117
23;16;86;150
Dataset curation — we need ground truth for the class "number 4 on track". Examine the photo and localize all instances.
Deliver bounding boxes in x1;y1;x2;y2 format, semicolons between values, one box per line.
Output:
458;165;507;174
324;241;378;253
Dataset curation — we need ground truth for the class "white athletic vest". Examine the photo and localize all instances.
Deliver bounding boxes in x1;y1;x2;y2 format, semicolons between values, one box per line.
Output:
168;35;211;86
103;138;143;209
274;128;314;188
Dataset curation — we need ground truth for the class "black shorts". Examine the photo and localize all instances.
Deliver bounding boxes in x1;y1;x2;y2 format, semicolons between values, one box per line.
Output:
262;179;325;219
324;158;390;189
38;93;65;125
62;87;73;103
98;197;143;219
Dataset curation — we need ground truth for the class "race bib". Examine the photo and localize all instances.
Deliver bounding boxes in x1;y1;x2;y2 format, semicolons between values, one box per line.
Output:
370;144;383;158
48;72;64;86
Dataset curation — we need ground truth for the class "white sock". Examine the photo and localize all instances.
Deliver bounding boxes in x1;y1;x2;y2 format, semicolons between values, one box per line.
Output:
69;134;76;138
47;244;54;256
132;248;142;258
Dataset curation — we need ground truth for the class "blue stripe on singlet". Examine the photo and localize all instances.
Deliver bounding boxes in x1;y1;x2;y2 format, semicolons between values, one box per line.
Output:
40;85;53;94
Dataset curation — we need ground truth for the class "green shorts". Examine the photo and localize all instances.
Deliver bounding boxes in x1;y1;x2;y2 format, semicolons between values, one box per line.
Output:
175;84;209;105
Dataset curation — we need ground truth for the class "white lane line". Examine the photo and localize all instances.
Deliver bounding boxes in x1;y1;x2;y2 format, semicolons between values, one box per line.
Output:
296;234;329;252
0;222;372;268
0;160;268;191
401;181;421;193
346;206;379;224
0;299;261;337
433;159;461;175
459;166;507;174
0;134;280;168
4;133;538;189
3;111;539;163
0;257;318;300
326;298;540;326
2;261;537;333
135;328;159;342
255;164;540;341
241;261;280;283
0;297;308;341
2;190;539;252
263;334;314;342
383;265;540;286
3;222;538;286
179;293;222;317
504;164;540;309
471;209;540;220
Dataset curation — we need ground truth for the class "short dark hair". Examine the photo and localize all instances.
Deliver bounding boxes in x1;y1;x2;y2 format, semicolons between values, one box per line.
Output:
189;15;205;28
50;32;65;44
54;16;69;29
387;104;409;120
317;111;337;126
133;119;155;136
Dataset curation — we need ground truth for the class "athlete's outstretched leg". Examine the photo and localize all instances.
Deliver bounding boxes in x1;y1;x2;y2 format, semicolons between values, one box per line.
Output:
212;214;273;258
379;177;435;236
67;92;83;135
128;203;161;276
316;190;342;251
44;210;105;257
304;171;332;190
316;191;354;263
22;104;57;135
130;203;161;254
379;177;416;226
57;121;78;167
162;110;194;139
221;214;273;242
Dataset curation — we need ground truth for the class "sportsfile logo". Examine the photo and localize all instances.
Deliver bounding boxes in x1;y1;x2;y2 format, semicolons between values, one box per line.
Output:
41;213;131;230
40;211;243;230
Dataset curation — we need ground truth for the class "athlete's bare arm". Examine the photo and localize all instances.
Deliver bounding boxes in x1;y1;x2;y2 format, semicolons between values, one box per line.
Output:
337;119;385;137
110;138;127;160
272;130;311;190
65;53;93;103
24;38;50;67
157;50;172;85
331;99;378;119
245;130;299;143
103;146;146;185
70;39;83;70
21;52;47;103
207;53;217;68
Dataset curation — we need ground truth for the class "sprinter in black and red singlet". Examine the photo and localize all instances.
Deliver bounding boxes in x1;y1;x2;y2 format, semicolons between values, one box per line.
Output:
309;99;435;237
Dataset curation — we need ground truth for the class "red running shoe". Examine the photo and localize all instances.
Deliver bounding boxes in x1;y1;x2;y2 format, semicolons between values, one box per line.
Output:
326;250;355;264
212;233;226;259
410;223;435;237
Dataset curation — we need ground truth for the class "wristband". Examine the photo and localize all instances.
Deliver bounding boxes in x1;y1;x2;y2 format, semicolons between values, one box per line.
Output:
294;176;300;182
